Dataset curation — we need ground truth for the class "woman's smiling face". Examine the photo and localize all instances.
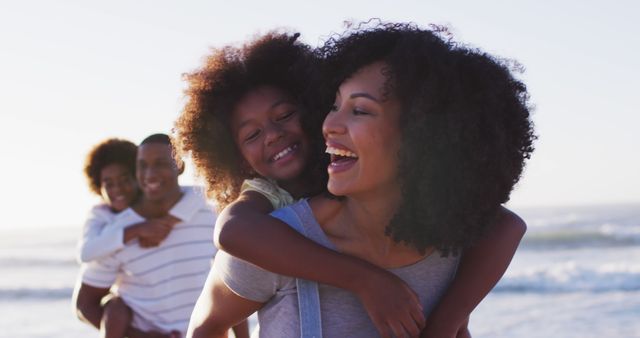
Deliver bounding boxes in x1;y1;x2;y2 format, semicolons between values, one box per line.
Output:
230;85;311;185
323;61;403;197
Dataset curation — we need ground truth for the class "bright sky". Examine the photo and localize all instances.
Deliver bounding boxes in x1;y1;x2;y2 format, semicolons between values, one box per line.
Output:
1;0;638;229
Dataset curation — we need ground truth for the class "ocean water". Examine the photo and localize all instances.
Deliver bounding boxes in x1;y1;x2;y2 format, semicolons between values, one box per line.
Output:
470;204;640;338
1;204;638;338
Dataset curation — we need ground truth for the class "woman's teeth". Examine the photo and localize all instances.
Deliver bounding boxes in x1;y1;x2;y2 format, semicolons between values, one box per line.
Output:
325;146;358;158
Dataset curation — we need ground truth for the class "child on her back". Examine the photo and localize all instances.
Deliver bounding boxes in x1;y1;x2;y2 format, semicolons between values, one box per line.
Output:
176;32;526;337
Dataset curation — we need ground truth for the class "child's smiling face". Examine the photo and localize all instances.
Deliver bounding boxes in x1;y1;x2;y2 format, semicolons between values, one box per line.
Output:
230;85;311;186
99;163;138;212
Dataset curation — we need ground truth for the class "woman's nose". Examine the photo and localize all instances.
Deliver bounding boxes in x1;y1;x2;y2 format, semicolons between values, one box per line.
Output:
322;109;347;139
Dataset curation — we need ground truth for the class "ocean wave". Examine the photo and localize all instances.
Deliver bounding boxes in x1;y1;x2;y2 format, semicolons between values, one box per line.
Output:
495;261;640;293
0;287;73;300
521;223;640;249
518;204;640;229
514;204;640;250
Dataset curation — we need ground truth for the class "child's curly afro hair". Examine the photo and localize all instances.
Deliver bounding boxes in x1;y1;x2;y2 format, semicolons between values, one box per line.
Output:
174;31;325;209
83;138;137;196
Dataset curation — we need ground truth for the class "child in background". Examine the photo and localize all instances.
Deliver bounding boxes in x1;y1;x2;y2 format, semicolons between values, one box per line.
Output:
79;138;201;338
176;32;525;337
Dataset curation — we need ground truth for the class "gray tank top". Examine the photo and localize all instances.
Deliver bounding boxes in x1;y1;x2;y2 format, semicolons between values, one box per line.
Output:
212;199;460;337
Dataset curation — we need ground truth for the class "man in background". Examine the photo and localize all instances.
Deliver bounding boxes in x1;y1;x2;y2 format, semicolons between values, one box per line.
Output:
73;133;248;338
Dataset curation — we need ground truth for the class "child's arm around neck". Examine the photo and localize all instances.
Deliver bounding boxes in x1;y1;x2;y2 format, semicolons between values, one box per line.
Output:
215;190;426;338
421;207;527;337
77;204;116;263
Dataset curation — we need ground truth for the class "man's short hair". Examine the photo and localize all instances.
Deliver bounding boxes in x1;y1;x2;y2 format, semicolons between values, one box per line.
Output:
139;133;185;173
140;133;171;146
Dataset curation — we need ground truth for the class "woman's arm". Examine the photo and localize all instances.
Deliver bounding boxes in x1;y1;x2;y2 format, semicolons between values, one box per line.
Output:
421;207;527;337
216;191;425;338
187;269;262;338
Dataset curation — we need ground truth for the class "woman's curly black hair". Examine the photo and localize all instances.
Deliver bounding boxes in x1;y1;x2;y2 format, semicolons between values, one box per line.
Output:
174;31;327;208
83;138;138;196
319;21;536;255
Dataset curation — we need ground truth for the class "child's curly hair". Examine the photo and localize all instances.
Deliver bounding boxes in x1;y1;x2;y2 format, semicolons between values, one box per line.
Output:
319;21;536;255
83;138;138;196
174;31;326;208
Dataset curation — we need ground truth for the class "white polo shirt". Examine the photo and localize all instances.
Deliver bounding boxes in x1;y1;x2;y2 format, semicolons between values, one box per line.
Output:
81;187;217;335
77;186;205;263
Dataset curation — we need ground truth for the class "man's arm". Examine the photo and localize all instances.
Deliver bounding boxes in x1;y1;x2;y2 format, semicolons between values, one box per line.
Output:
75;241;121;329
421;207;527;337
72;281;110;329
74;274;178;338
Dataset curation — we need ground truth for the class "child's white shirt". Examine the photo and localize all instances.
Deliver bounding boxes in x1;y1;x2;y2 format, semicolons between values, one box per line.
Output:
241;178;294;210
76;186;208;263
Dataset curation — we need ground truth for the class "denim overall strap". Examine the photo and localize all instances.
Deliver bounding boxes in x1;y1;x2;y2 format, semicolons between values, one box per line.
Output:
276;207;323;338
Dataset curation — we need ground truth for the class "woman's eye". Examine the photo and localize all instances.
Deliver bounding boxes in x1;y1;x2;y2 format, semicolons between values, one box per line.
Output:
353;108;369;115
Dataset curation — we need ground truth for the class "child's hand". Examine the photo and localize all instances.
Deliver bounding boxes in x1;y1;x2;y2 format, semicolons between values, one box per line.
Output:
137;216;180;247
355;270;425;338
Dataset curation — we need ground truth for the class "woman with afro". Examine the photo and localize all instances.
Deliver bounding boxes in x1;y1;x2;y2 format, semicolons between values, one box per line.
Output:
182;21;534;338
